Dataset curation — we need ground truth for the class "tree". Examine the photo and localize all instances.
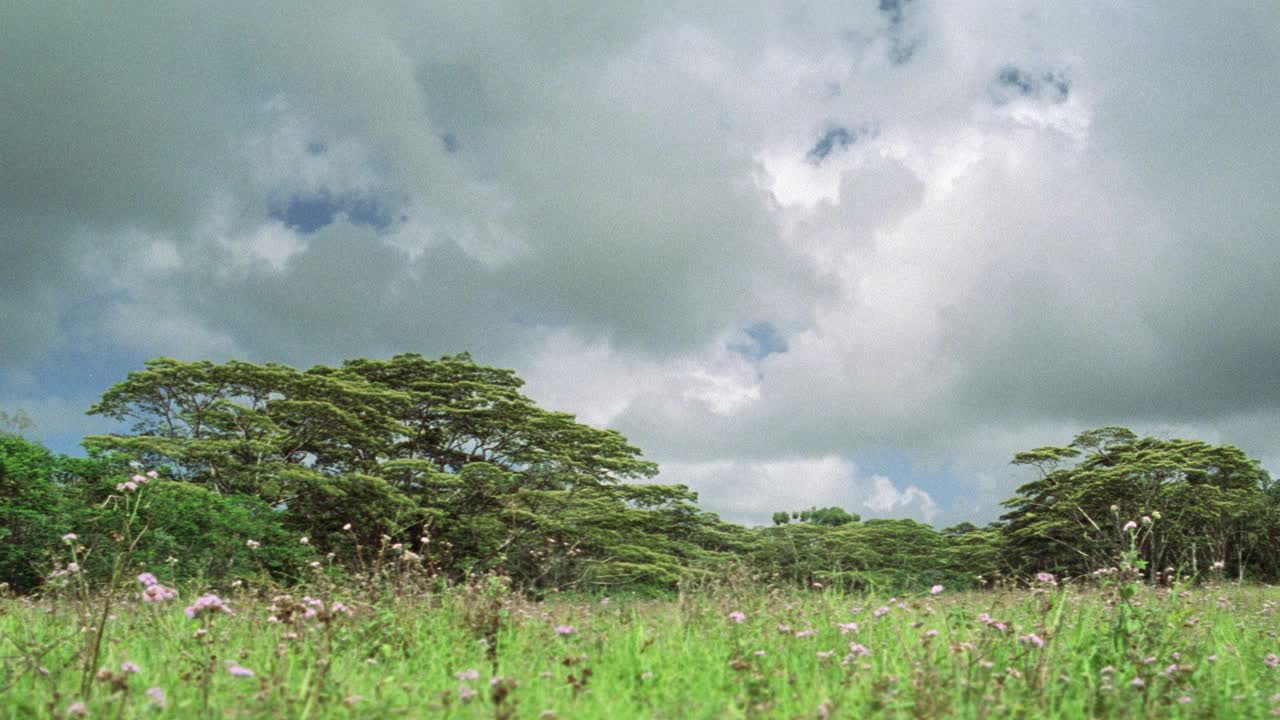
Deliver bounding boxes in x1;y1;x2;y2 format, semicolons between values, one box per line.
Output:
1000;428;1272;580
83;353;731;590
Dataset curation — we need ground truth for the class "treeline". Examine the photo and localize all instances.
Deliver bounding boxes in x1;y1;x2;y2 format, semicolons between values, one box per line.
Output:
2;354;1279;595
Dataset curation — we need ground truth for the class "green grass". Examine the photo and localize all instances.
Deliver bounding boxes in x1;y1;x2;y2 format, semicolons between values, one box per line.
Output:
3;581;1279;718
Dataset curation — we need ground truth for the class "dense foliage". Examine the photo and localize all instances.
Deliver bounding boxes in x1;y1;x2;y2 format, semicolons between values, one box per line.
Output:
4;354;1280;595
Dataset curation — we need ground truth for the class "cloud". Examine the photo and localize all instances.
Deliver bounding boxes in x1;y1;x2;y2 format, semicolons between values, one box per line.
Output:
659;455;938;526
3;2;1280;526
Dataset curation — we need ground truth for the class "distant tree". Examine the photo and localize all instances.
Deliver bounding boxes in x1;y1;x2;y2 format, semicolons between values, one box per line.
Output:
1000;428;1272;580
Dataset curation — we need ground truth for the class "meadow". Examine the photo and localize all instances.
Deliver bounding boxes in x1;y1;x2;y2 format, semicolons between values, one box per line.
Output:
3;575;1279;719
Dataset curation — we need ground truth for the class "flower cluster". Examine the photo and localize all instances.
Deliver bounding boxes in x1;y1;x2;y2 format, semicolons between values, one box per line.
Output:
138;571;177;602
116;470;158;492
185;594;231;619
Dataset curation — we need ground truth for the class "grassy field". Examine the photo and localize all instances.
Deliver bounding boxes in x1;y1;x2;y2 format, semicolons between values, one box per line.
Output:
3;578;1279;718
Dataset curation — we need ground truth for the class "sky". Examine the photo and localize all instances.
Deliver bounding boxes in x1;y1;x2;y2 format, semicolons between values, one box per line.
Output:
3;1;1280;527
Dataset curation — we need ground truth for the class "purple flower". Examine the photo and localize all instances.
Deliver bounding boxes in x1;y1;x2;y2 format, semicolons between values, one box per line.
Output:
1019;633;1045;649
836;622;859;634
794;629;816;638
146;470;158;479
185;594;230;619
121;661;141;674
142;584;177;603
137;572;158;587
1034;572;1056;585
145;687;167;708
847;642;871;657
227;664;255;678
728;611;746;623
555;625;576;636
1130;677;1145;688
455;669;480;681
930;584;944;595
459;685;477;702
62;533;78;543
67;701;89;717
1123;520;1138;532
1266;653;1280;668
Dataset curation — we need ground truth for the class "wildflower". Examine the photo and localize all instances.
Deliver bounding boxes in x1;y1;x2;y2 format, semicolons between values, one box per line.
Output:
1213;560;1226;569
1178;696;1192;704
753;650;767;656
873;606;889;619
930;584;944;595
142;584;177;602
1034;572;1056;585
246;539;260;549
459;685;477;702
67;701;89;717
1131;677;1145;688
62;533;78;543
1142;515;1153;526
342;523;352;531
555;625;576;636
146;470;158;479
848;642;871;657
309;561;321;569
1208;655;1218;663
185;594;230;619
121;661;141;674
795;629;816;638
132;474;147;484
67;562;80;573
836;622;858;634
1266;654;1280;668
228;664;255;678
924;629;940;639
817;650;835;659
1123;520;1138;532
455;669;481;681
115;481;138;492
728;611;746;623
137;572;158;587
146;687;167;708
299;537;309;545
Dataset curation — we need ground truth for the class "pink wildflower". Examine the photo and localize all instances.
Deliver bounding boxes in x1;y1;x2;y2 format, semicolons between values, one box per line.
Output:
342;523;352;531
299;537;309;545
116;481;138;492
132;474;147;484
67;701;89;717
245;539;260;549
145;687;167;708
873;606;889;618
121;661;141;674
137;572;158;587
62;533;78;543
185;594;230;619
142;584;177;602
1142;515;1153;526
1035;572;1056;585
930;584;944;595
1130;677;1145;688
1019;633;1045;649
1213;560;1226;569
146;470;158;479
728;611;746;623
459;685;477;702
847;642;871;657
836;622;858;634
555;625;576;636
1266;653;1280;668
227;664;255;678
1178;696;1192;704
1123;520;1138;532
794;629;816;638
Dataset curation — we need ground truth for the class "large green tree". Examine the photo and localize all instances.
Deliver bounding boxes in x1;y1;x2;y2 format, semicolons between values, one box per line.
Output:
1000;427;1273;579
85;353;735;590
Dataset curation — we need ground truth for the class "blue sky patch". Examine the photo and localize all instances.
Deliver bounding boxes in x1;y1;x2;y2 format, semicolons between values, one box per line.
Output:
269;191;396;234
729;322;789;361
994;66;1071;103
